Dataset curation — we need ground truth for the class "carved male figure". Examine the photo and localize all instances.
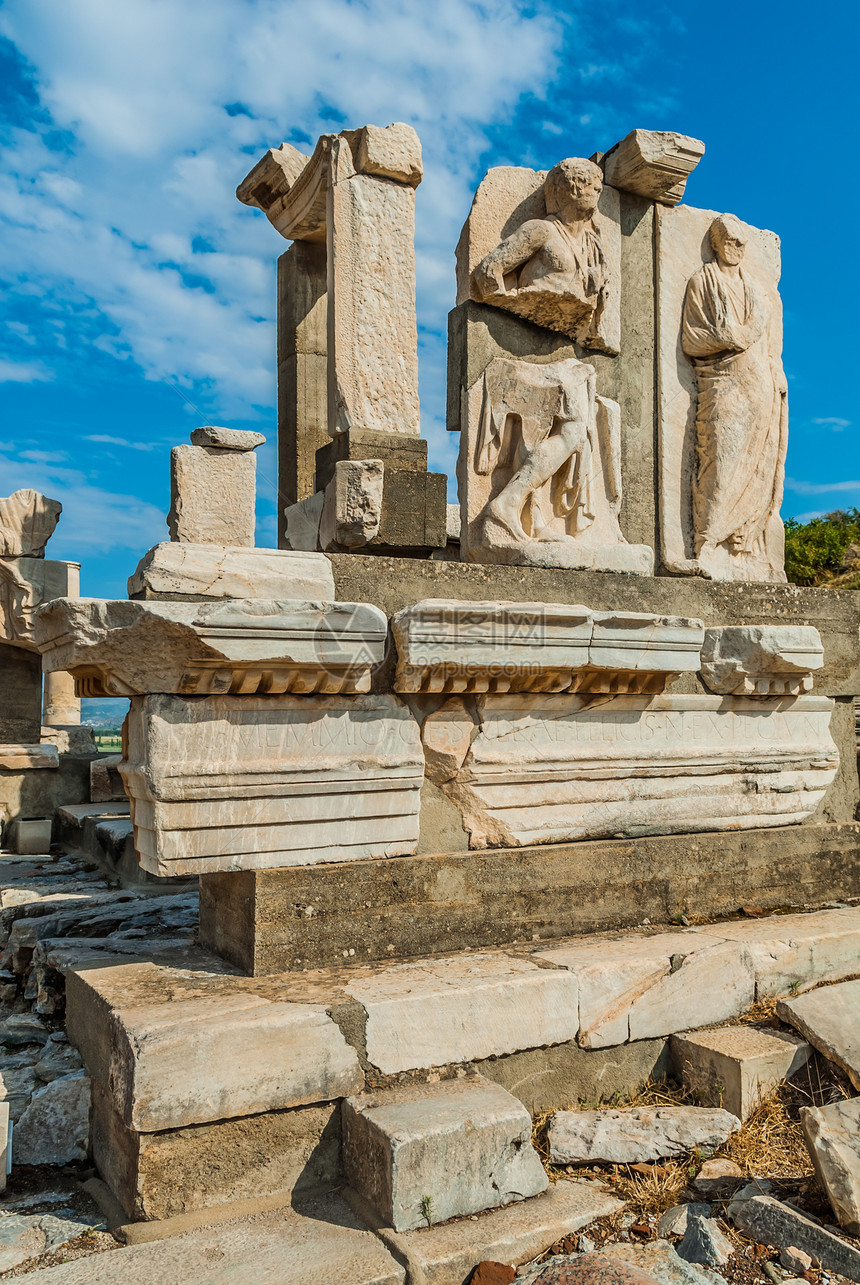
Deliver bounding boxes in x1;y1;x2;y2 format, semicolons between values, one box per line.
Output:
471;157;609;348
681;213;788;581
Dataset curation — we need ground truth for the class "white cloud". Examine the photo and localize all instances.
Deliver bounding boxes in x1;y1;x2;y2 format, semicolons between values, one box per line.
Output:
785;478;860;495
0;0;572;431
83;435;157;451
812;417;851;430
0;358;54;382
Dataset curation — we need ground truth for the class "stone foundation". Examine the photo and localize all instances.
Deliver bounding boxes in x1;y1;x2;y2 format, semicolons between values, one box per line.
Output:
199;821;860;973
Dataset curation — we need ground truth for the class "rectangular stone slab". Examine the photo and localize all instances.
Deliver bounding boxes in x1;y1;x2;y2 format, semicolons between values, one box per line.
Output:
535;931;754;1047
198;822;860;973
671;1025;810;1120
123;692;423;877
777;979;860;1089
344;953;579;1074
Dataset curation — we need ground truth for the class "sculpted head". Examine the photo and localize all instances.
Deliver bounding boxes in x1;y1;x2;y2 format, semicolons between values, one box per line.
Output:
710;214;748;267
545;157;603;221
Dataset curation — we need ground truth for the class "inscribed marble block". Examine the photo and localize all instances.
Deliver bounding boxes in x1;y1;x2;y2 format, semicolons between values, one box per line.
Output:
168;444;256;546
122;692;424;877
422;693;838;849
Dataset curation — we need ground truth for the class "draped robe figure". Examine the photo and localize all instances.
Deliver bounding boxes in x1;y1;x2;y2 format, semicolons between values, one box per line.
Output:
681;221;788;583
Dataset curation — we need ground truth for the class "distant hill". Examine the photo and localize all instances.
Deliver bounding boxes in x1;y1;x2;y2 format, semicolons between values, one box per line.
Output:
80;697;130;729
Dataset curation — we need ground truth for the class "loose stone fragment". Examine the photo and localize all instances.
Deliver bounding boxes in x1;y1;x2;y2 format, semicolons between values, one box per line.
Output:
343;1076;547;1231
801;1097;860;1233
777;979;860;1088
692;1159;744;1196
670;1025;809;1120
517;1255;662;1284
599;1239;723;1284
547;1107;740;1165
657;1205;712;1239
780;1246;813;1273
676;1214;733;1267
469;1264;515;1285
13;1070;90;1164
189;426;265;451
729;1194;860;1279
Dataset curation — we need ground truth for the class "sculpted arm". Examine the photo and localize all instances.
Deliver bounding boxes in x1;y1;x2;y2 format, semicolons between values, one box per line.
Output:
472;220;552;299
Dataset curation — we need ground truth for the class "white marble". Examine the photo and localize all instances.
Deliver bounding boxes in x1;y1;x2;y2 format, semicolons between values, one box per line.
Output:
700;625;823;696
123;692;423;877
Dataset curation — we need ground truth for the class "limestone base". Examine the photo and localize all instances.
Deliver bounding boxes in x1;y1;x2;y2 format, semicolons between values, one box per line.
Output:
199;820;860;974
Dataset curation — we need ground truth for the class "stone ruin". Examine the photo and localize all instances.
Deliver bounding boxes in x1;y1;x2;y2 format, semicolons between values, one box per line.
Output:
0;488;94;850
4;124;860;1280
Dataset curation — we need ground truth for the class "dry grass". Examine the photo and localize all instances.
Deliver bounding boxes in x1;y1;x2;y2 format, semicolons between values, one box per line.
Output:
718;1088;812;1179
611;1159;691;1218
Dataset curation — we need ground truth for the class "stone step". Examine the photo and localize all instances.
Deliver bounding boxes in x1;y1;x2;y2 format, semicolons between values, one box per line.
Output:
342;1075;547;1231
21;1195;405;1284
50;905;860;1220
55;805;192;890
777;978;860;1089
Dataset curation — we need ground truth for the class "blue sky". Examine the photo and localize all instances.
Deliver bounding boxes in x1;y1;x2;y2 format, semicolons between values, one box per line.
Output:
1;0;858;602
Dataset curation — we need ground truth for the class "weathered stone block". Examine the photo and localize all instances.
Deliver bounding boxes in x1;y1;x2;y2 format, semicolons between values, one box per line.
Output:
802;1098;860;1234
537;931;755;1048
168;444;256;546
386;1181;622;1285
729;1194;860;1280
342;1076;547;1230
345;954;579;1074
548;1106;740;1164
319;459;384;550
13;1070;90;1164
189;426;265;451
66;957;363;1131
36;596;388;697
700;625;824;696
122;692;423;877
670;1026;809;1120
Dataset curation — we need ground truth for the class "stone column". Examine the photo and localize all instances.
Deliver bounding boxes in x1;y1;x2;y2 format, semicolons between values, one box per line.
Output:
277;241;328;532
42;668;80;727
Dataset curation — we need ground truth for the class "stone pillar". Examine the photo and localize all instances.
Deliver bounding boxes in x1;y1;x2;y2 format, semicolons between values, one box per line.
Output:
277;241;328;532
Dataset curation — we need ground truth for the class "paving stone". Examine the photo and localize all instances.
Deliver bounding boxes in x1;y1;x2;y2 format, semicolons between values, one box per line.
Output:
777;979;860;1089
13;1071;90;1164
599;1241;723;1284
694;908;860;998
801;1097;860;1234
675;1214;733;1267
387;1180;621;1285
548;1107;740;1164
535;933;754;1048
342;1075;547;1231
729;1193;860;1279
345;954;579;1074
17;1195;404;1284
0;1208;104;1273
517;1255;662;1284
670;1025;809;1120
657;1205;712;1239
470;1263;516;1285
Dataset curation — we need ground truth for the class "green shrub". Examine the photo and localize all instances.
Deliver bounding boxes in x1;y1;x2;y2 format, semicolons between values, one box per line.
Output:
784;509;860;585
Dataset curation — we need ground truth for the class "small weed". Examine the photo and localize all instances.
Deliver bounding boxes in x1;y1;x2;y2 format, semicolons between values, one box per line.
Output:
420;1195;434;1226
